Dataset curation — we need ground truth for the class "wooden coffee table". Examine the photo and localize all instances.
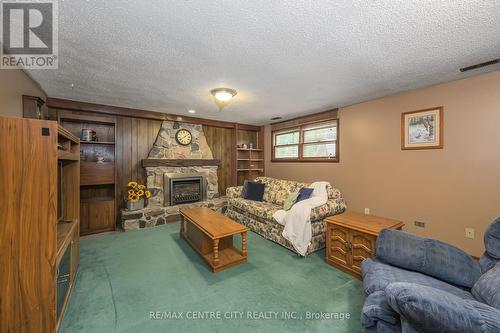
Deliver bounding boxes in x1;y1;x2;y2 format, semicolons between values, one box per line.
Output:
179;207;248;272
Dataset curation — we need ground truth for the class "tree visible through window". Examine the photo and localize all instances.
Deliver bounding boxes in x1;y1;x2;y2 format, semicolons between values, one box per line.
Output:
272;120;338;161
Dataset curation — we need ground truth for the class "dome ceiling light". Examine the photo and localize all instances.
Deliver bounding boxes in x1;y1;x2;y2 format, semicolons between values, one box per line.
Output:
210;87;237;110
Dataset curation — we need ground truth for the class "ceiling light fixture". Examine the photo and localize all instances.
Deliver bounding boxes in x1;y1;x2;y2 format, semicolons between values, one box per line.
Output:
188;110;196;114
210;87;237;110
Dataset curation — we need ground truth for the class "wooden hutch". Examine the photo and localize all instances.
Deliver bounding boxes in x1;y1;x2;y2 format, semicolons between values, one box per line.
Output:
1;117;80;332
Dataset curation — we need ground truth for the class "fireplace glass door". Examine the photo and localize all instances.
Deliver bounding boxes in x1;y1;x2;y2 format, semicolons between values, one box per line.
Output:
170;177;203;205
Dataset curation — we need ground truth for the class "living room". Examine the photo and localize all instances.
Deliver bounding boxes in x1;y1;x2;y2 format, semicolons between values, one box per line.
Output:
1;2;499;333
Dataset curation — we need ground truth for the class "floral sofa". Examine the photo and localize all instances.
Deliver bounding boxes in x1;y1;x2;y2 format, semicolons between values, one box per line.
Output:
225;177;347;256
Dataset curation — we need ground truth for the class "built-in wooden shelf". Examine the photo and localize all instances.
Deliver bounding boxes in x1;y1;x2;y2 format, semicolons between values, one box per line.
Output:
237;158;264;161
237;148;263;151
80;196;114;203
56;220;78;263
59;113;116;125
57;151;80;161
57;125;80;162
57;125;79;142
235;126;265;185
80;180;115;187
58;110;117;236
80;141;115;145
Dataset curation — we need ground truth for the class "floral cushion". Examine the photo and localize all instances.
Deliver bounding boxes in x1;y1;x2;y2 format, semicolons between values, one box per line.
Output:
254;176;343;202
310;198;348;221
326;186;342;200
255;177;308;205
228;197;281;221
226;186;244;198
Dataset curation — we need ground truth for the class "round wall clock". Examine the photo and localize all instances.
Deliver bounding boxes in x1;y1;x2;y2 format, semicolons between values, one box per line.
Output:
175;129;192;146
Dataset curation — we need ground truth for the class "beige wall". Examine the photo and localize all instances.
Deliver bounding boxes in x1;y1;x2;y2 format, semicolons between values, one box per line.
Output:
265;70;500;257
0;70;46;117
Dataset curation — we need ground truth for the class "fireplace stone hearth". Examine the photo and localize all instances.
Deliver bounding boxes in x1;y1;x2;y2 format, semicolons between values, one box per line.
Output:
121;197;227;230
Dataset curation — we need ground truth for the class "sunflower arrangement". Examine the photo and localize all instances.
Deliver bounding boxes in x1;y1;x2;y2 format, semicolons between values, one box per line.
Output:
127;181;151;203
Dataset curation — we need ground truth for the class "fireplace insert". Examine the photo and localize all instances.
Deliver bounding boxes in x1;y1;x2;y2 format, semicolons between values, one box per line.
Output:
164;172;207;206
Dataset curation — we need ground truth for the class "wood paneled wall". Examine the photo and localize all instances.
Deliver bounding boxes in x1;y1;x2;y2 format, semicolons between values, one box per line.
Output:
203;126;233;194
52;109;235;219
116;118;233;208
116;117;162;211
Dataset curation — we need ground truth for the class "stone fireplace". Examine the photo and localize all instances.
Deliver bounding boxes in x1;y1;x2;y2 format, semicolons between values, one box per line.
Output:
121;121;227;231
143;121;220;206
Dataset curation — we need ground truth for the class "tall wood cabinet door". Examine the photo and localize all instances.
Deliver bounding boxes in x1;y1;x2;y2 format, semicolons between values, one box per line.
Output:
80;201;90;235
327;225;351;267
70;228;80;281
80;200;115;235
0;117;57;333
350;230;376;275
88;200;115;233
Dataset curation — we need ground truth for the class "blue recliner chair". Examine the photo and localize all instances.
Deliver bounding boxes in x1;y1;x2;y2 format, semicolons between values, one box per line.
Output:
361;217;500;333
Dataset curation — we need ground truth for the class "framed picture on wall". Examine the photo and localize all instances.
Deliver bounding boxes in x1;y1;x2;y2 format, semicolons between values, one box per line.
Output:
401;107;443;150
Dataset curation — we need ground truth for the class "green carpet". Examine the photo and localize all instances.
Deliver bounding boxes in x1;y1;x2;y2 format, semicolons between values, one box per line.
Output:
60;224;364;333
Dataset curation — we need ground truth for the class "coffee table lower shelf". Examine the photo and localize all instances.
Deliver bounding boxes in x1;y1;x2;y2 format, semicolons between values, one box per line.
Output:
183;233;247;272
179;208;248;273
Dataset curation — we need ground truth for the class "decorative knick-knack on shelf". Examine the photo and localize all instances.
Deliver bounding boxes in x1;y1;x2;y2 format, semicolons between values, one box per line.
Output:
96;153;105;164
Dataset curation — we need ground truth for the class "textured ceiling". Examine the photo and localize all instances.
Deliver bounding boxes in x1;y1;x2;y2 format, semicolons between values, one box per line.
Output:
28;1;500;124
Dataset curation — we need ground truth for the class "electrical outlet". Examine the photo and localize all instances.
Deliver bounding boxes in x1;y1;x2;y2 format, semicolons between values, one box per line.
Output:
414;221;425;228
465;228;475;239
364;208;370;215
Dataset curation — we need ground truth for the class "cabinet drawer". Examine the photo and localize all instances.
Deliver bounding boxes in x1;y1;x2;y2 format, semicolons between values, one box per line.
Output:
327;225;350;267
350;231;376;275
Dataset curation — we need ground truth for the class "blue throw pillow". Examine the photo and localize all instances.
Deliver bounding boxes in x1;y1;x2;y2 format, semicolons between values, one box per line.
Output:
296;188;314;203
243;181;265;202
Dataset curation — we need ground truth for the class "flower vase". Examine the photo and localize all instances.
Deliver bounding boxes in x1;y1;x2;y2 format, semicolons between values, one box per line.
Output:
127;198;145;211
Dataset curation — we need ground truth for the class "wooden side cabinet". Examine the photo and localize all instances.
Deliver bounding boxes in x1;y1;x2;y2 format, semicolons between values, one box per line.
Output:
325;212;404;278
1;118;80;333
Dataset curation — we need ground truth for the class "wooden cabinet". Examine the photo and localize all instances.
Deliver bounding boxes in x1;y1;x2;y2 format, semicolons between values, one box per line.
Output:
56;221;80;331
1;117;80;333
325;212;404;278
22;94;46;119
80;199;115;234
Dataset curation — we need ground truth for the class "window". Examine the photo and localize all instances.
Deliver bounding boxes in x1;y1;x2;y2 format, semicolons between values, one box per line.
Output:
272;120;338;162
274;130;300;158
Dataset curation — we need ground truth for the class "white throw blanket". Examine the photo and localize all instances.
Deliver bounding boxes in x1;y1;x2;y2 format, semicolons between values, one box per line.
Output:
273;181;329;256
